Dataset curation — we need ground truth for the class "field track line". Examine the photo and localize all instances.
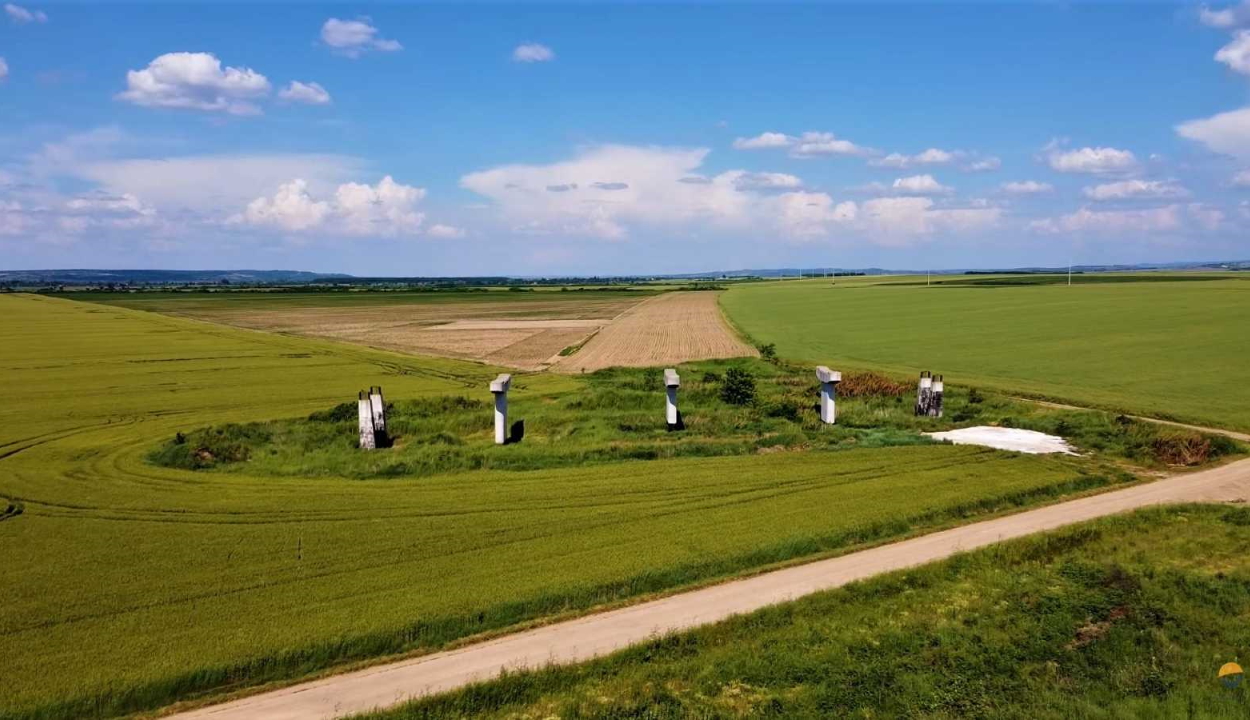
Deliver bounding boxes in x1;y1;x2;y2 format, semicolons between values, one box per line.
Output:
170;456;1250;720
1018;399;1250;442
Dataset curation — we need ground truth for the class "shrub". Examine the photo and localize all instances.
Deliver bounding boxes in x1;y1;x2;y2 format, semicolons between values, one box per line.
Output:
308;402;356;423
756;343;777;361
701;370;722;383
838;372;908;398
968;388;984;404
720;367;757;406
1151;432;1212;466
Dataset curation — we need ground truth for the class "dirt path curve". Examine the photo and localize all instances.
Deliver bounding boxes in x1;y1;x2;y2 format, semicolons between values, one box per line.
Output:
173;458;1250;720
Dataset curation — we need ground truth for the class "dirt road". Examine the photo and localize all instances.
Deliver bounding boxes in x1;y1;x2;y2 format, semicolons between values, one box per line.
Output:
554;291;756;372
173;457;1250;720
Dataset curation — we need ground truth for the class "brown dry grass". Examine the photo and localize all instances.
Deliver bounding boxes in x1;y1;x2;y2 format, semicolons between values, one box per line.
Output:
554;292;757;372
175;298;642;370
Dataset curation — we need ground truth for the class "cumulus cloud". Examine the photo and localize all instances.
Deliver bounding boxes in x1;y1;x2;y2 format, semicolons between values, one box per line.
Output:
1216;31;1250;75
278;80;331;105
4;3;46;23
859;197;1001;242
117;52;271;115
732;172;803;191
321;17;402;57
1233;169;1250;186
870;148;961;168
61;191;160;231
427;223;466;238
1027;205;1210;235
731;131;872;158
1176;106;1250;158
891;174;951;195
1203;2;1250;28
963;157;1002;172
1001;180;1053;194
732;132;792;150
512;43;554;63
1045;144;1138;174
459;143;996;244
237;175;426;236
1082;179;1189;201
775;191;857;238
0;56;7;81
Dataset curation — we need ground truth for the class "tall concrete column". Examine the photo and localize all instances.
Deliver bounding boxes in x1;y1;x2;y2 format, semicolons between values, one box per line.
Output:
915;371;932;417
357;390;376;450
929;375;944;418
816;366;842;424
368;386;387;444
664;369;681;430
490;373;512;445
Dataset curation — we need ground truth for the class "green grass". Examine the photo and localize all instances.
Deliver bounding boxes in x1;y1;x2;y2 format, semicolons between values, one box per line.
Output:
0;294;1146;719
720;273;1250;431
151;361;1241;480
359;504;1250;719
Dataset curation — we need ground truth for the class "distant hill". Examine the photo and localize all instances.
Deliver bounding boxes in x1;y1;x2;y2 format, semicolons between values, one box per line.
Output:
0;269;351;286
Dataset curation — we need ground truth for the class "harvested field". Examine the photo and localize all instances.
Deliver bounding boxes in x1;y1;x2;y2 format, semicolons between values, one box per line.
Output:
162;298;641;370
555;292;757;372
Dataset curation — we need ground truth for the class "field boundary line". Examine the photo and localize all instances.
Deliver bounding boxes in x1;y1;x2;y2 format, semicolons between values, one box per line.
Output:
1017;398;1250;443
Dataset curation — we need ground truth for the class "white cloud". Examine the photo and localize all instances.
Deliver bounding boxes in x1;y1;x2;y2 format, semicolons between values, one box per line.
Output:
459;144;1006;244
278;80;331;105
1001;180;1053;194
1233;169;1250;186
891;174;951;195
61;191;161;232
1216;30;1250;75
1176;106;1250;158
1202;2;1250;28
4;3;46;23
1029;205;1184;234
731;131;872;158
512;43;554;63
237;176;426;236
859;197;1001;241
870;148;960;168
321;17;402;57
732;172;803;190
1046;145;1138;174
0;57;7;81
427;223;466;238
774;191;856;237
72;153;364;213
791;131;873;158
732;132;792;150
963;157;1001;172
1082;179;1189;201
117;52;271;115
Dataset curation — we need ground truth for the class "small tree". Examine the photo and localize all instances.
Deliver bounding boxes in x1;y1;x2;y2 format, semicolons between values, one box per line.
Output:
756;343;777;361
720;367;757;406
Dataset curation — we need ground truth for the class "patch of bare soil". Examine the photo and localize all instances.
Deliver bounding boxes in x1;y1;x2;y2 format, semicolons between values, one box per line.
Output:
554;292;757;372
180;298;643;370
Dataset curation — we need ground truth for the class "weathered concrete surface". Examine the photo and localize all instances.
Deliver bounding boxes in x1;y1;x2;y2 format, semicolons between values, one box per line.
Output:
171;457;1250;720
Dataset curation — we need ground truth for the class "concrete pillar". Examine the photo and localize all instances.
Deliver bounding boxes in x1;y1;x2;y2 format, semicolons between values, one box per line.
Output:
368;386;387;435
357;390;376;450
929;375;944;418
490;373;512;445
915;371;932;417
816;366;842;424
664;369;681;430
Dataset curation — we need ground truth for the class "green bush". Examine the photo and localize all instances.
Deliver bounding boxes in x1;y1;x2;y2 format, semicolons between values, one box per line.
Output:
720;367;757;406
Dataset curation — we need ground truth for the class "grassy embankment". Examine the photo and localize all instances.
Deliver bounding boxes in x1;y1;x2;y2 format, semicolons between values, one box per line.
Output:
0;293;1199;720
721;273;1250;431
154;358;1240;480
361;504;1250;719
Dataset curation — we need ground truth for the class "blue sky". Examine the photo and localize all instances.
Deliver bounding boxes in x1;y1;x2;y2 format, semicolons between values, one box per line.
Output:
2;2;1250;275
